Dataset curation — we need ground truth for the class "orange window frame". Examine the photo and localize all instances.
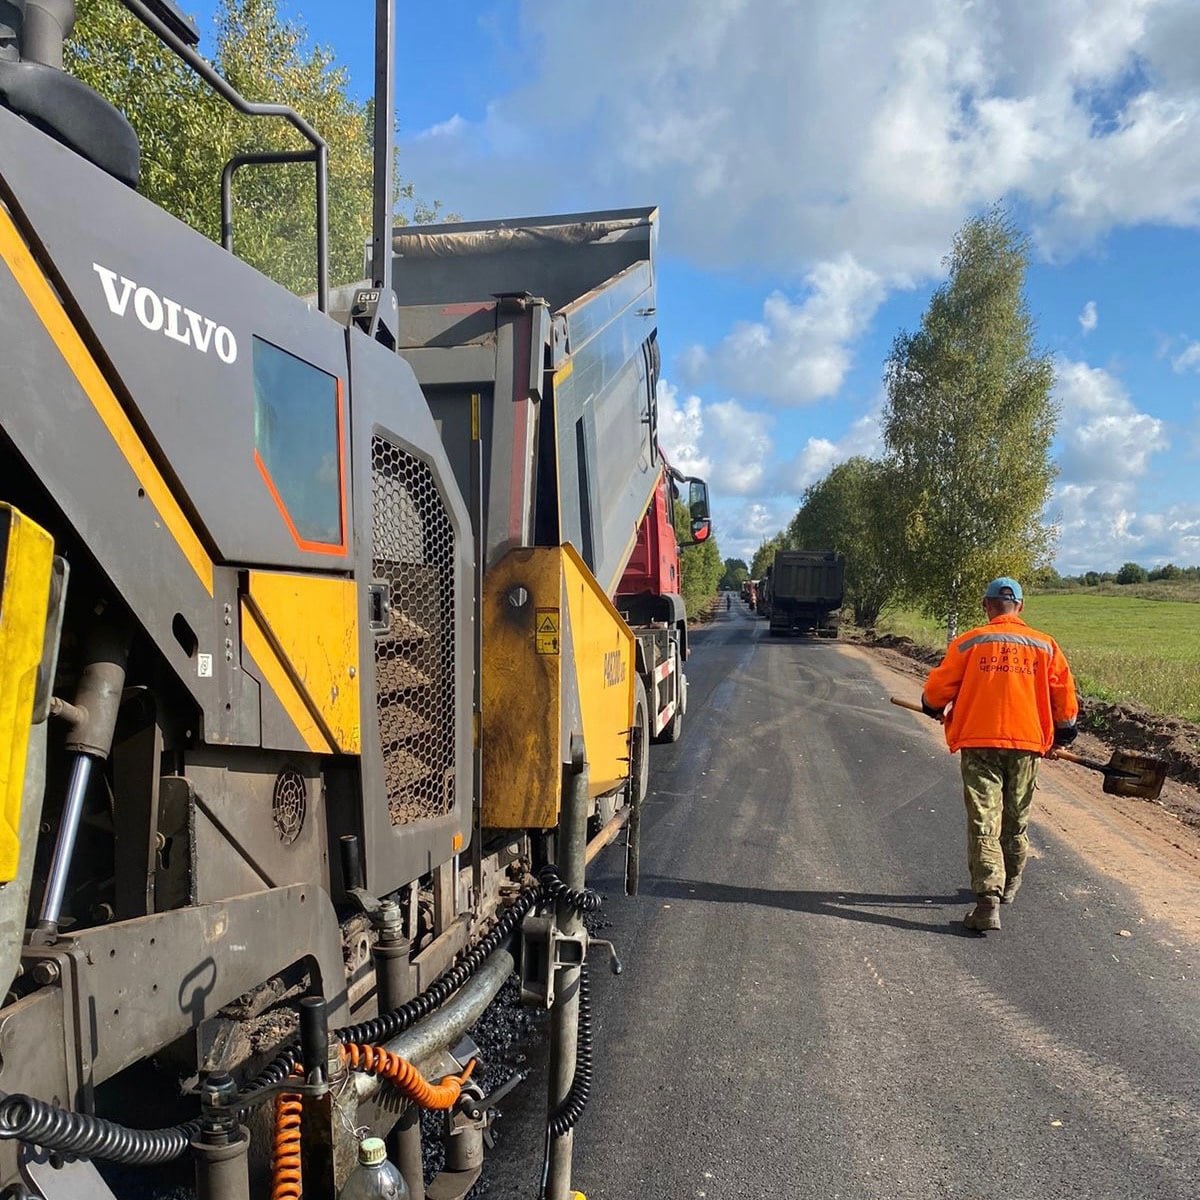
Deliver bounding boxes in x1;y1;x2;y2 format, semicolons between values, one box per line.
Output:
254;375;349;558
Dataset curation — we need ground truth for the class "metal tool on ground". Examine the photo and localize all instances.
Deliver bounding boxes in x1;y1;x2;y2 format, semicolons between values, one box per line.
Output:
889;697;1168;801
1045;747;1168;800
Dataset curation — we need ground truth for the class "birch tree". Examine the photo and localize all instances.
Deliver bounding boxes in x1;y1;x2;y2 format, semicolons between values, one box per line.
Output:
882;208;1057;640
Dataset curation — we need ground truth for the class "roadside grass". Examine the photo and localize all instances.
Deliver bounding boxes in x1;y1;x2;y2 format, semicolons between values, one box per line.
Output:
873;593;1200;722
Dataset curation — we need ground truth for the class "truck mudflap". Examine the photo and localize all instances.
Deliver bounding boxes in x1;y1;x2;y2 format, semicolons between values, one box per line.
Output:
0;505;65;998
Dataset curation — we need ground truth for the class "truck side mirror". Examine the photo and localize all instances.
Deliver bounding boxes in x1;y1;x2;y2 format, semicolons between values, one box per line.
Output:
677;476;711;546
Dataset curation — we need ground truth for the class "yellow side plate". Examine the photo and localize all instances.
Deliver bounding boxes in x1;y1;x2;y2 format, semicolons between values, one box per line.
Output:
0;506;54;882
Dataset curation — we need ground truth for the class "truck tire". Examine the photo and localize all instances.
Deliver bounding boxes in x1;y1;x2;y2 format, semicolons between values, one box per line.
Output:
629;676;650;807
652;646;684;744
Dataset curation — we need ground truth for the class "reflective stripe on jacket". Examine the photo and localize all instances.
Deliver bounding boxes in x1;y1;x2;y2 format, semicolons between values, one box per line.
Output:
922;613;1079;753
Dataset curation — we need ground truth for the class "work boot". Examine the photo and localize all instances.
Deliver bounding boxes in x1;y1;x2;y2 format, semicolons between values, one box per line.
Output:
1001;874;1022;905
964;894;1001;932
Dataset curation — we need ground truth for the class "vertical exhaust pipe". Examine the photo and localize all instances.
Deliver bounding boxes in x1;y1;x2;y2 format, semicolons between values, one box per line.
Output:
18;0;75;69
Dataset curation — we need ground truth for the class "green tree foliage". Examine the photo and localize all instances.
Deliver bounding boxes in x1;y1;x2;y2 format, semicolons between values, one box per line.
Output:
882;207;1057;640
672;504;721;618
1149;562;1183;581
719;558;749;590
787;457;903;627
1116;561;1148;585
66;0;442;295
1026;563;1065;590
751;533;785;580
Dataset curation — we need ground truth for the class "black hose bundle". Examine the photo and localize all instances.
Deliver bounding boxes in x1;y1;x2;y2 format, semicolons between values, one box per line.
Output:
242;881;543;1094
339;881;542;1046
0;1096;195;1165
537;864;601;914
0;881;544;1164
0;868;602;1167
546;963;593;1137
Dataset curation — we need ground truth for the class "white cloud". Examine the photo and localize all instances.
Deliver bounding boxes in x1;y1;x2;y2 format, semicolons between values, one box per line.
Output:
1053;358;1168;483
416;114;468;140
1171;341;1200;372
715;499;800;564
681;256;886;405
1054;488;1200;572
656;380;773;498
401;0;1200;276
654;381;709;480
778;410;884;494
1078;300;1098;333
1050;358;1176;569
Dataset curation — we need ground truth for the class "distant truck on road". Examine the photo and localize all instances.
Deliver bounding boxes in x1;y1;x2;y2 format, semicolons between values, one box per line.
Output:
760;550;845;637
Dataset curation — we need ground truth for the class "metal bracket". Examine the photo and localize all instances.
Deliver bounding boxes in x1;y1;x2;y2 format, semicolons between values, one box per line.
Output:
518;913;583;1009
20;1146;118;1200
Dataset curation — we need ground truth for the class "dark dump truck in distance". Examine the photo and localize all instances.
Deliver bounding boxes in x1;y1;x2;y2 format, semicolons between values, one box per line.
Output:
761;549;845;637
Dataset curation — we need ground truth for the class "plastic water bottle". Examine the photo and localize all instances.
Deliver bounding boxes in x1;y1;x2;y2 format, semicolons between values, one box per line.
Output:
338;1137;410;1200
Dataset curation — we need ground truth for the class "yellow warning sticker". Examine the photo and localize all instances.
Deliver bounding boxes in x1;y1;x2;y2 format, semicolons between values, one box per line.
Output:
536;607;560;655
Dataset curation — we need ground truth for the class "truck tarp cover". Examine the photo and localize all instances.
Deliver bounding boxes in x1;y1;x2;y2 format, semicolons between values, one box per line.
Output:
389;207;657;311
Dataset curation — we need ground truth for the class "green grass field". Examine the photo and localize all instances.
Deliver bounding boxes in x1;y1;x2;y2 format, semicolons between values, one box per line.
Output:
875;591;1200;722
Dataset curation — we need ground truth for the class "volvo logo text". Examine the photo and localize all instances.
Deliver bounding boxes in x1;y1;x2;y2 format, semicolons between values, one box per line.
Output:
93;263;238;364
603;650;626;687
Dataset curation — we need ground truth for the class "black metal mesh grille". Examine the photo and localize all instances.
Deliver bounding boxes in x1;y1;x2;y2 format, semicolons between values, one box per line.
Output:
371;435;457;824
272;767;306;844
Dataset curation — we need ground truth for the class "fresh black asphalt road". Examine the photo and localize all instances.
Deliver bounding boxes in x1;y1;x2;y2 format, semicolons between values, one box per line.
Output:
487;600;1200;1199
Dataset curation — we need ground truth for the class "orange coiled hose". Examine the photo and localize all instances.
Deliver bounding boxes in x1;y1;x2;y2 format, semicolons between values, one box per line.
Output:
271;1073;304;1200
342;1044;476;1109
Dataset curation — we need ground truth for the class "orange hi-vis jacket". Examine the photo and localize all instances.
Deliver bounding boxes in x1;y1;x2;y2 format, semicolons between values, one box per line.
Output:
922;613;1079;754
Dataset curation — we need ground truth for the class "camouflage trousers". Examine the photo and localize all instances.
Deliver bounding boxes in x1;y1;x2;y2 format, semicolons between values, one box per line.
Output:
960;748;1040;897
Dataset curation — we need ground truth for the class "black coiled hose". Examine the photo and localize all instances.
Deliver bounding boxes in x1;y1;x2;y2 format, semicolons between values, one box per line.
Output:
337;882;541;1047
0;882;543;1164
244;881;543;1095
0;1096;195;1166
546;962;593;1137
538;863;602;913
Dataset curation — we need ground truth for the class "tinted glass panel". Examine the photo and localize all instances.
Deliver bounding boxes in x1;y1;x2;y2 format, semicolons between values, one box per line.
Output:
253;336;342;545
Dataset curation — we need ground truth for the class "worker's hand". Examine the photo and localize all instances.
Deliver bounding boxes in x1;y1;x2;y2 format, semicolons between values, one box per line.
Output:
1053;722;1078;748
920;695;944;721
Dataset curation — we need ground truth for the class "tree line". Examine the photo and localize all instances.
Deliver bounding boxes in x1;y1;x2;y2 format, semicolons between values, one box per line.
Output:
1039;563;1200;587
752;208;1058;641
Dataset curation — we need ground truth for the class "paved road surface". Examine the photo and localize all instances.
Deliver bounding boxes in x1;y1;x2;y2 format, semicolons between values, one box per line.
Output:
487;599;1200;1199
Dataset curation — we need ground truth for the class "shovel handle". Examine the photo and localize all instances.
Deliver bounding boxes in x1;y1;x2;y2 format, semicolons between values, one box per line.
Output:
889;696;942;720
1047;747;1138;779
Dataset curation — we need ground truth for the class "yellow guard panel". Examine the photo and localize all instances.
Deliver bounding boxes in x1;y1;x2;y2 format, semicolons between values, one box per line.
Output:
0;506;54;882
561;544;635;799
482;549;563;828
482;546;635;828
244;571;361;754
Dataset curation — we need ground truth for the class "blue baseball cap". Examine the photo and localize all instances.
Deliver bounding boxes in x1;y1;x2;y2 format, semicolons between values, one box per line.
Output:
984;576;1023;602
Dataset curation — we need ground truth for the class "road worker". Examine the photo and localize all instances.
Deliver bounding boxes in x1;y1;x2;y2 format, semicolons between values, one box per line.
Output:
921;577;1079;932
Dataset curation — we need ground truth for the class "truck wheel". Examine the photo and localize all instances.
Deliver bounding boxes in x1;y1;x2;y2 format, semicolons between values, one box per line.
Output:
629;676;650;807
653;646;684;744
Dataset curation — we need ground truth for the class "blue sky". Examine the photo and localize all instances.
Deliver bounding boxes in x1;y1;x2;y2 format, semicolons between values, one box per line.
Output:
187;0;1200;572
